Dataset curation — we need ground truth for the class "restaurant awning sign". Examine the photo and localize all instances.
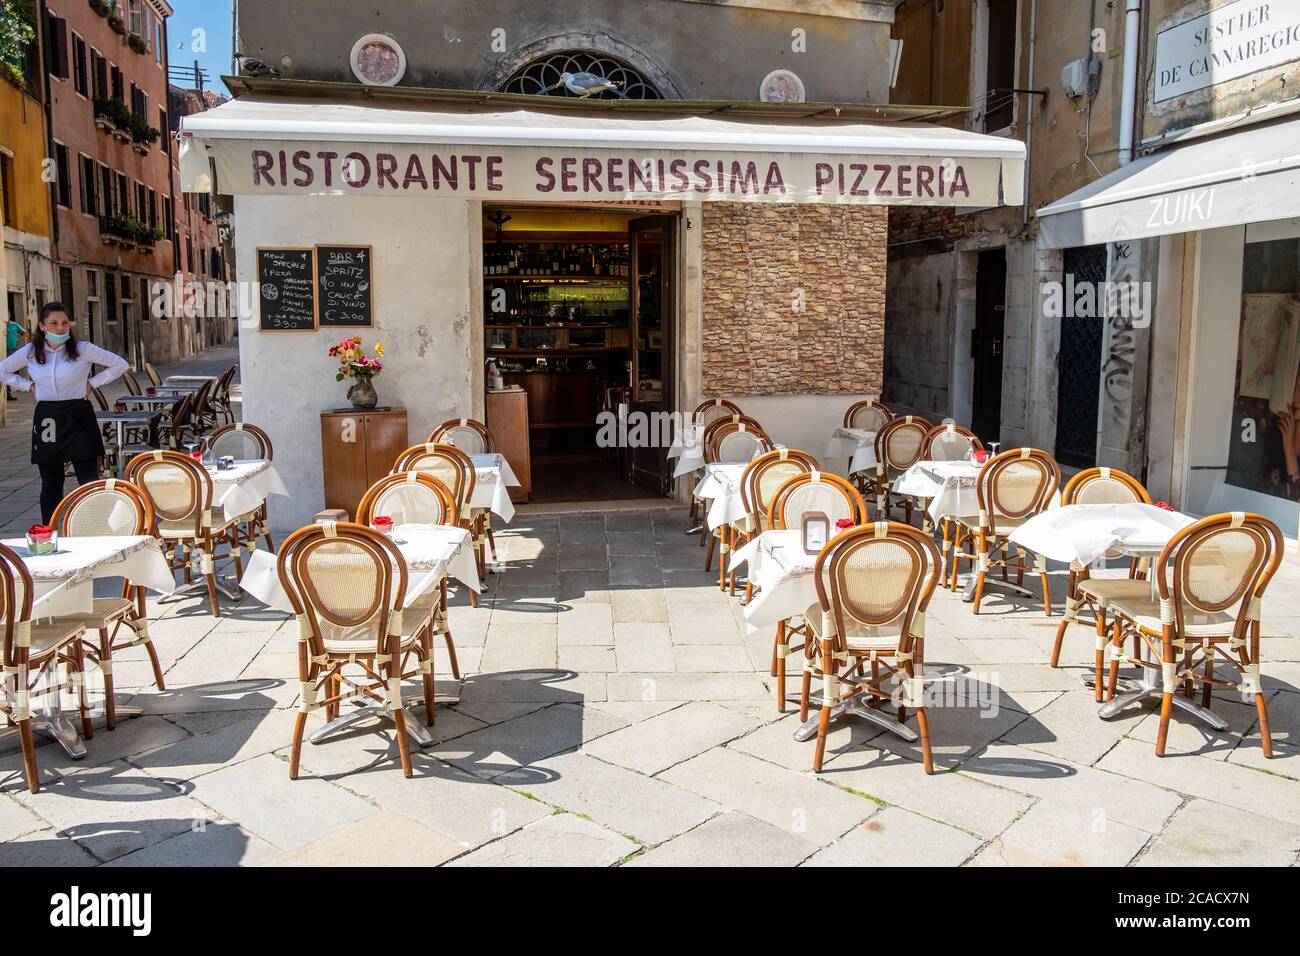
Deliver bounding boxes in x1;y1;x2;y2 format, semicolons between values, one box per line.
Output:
179;98;1025;208
1154;0;1300;103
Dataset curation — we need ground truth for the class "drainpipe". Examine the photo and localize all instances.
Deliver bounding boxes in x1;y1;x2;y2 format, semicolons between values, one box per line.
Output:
1118;0;1143;165
1022;0;1037;224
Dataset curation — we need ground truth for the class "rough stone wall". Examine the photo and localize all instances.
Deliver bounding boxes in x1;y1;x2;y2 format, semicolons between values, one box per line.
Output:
701;204;887;395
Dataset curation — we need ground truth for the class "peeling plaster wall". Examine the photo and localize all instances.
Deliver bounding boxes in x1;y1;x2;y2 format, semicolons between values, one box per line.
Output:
234;195;479;530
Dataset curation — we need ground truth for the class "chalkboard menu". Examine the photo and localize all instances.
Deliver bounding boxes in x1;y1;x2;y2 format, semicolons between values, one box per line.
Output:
316;245;374;328
257;248;316;331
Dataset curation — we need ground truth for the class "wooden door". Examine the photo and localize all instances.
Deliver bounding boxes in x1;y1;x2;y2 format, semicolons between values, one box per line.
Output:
628;215;676;496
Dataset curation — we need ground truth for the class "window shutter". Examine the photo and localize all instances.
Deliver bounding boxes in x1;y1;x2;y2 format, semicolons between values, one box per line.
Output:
45;14;70;79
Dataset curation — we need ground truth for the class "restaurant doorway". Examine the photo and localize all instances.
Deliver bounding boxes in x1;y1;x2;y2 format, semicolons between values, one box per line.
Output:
970;248;1006;445
482;204;679;503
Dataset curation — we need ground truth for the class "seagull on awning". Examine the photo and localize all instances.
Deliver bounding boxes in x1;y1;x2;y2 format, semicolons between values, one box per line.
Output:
546;72;625;98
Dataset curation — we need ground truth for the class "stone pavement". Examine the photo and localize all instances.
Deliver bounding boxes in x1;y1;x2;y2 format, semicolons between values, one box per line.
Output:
0;503;1297;866
0;344;1298;866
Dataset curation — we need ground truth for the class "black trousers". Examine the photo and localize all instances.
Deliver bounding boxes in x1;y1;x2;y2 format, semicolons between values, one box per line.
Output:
38;458;100;525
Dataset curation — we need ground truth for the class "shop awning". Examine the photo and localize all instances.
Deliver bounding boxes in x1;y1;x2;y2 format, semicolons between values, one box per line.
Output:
1036;117;1300;249
179;95;1025;207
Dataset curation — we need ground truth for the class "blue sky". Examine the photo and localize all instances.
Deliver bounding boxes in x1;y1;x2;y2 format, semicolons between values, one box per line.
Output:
167;0;235;96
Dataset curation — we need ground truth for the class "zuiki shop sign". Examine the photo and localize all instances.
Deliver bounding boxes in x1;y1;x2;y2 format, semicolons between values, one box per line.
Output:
1154;0;1300;103
201;141;1007;206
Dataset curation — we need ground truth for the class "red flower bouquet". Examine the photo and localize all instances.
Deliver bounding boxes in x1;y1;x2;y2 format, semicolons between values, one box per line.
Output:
835;518;855;530
370;515;394;536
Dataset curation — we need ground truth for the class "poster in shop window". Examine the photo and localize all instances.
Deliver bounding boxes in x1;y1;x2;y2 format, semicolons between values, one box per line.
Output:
1226;238;1300;502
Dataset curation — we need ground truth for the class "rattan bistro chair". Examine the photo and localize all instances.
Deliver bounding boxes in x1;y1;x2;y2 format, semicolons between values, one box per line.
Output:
865;415;932;523
767;471;868;711
125;450;250;616
392;443;485;604
921;423;983;462
1048;467;1151;697
122;370;144;397
278;522;437;779
357;472;463;681
686;400;745;528
843;400;891;432
1102;513;1284;757
428;418;493;454
142;362;163;388
702;420;773;579
50;480;165;729
427;420;498;561
950;448;1060;615
731;448;818;600
0;543;90;793
800;522;941;773
204;422;277;552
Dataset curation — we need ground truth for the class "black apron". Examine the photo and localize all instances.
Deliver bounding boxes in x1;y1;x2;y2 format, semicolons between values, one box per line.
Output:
31;399;105;466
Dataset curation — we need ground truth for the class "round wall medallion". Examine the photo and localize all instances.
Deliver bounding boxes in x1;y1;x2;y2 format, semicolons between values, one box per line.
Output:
350;33;406;86
759;69;806;103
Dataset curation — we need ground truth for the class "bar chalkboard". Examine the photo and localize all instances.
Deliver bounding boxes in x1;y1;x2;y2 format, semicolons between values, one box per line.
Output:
316;245;373;328
257;248;317;331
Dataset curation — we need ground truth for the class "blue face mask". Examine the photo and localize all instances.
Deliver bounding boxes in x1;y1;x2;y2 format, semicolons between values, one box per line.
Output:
45;332;71;346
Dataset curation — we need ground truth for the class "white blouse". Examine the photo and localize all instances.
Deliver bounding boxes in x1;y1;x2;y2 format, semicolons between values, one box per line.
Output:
0;341;129;402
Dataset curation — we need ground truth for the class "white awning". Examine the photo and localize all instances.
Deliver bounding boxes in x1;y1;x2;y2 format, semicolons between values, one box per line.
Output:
179;97;1025;207
1036;117;1300;249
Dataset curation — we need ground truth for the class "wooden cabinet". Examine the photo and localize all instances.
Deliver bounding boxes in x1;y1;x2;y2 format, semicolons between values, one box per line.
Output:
485;389;531;502
320;408;409;517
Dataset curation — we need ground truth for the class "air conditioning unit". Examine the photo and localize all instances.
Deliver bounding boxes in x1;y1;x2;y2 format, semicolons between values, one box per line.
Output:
1062;58;1101;99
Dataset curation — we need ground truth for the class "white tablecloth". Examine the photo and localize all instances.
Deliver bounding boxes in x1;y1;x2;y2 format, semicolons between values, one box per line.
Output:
239;524;480;614
693;462;748;531
732;530;820;635
668;423;706;478
3;535;176;618
892;460;983;521
469;453;520;523
208;460;289;520
164;375;218;385
1008;503;1195;568
825;427;877;475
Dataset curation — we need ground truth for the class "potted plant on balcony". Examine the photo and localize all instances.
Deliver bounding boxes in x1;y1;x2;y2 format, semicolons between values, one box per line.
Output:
107;9;125;35
127;32;147;55
129;113;159;153
89;0;112;17
1;0;36;93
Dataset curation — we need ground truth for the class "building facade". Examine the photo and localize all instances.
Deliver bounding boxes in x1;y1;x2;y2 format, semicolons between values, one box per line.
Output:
180;0;1027;527
169;84;234;352
886;0;1300;534
42;0;180;365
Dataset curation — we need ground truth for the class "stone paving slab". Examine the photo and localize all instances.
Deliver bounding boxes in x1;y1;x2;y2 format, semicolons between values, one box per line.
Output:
0;433;1296;868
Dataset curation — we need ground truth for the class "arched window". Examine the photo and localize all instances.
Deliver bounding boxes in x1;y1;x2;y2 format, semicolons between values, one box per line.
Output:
501;51;663;100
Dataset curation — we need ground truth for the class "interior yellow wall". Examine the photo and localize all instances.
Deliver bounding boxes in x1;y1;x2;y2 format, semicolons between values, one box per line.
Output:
0;81;51;238
486;207;639;234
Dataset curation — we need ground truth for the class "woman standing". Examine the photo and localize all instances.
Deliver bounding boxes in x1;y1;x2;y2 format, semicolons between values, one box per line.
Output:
0;302;129;522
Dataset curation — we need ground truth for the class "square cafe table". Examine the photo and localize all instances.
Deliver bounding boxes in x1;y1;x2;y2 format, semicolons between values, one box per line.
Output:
824;427;878;476
239;523;479;747
94;409;163;475
468;452;521;525
2;535;175;757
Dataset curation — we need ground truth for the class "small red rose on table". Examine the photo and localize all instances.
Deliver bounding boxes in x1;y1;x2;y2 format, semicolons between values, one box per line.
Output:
835;518;855;532
26;524;57;555
973;449;989;464
1153;501;1175;512
370;515;394;537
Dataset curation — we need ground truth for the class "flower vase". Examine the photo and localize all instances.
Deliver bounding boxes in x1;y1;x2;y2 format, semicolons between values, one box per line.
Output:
348;377;378;410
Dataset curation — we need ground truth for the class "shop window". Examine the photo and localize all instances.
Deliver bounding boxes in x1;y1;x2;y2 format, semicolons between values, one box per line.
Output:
54;143;71;208
71;33;87;96
1226;237;1300;503
501;51;663;100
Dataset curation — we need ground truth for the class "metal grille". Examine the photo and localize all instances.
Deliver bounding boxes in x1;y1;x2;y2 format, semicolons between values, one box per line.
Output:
1054;245;1107;469
501;52;663;100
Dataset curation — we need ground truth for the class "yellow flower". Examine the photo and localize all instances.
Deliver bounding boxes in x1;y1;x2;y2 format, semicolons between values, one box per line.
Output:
374;343;384;355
